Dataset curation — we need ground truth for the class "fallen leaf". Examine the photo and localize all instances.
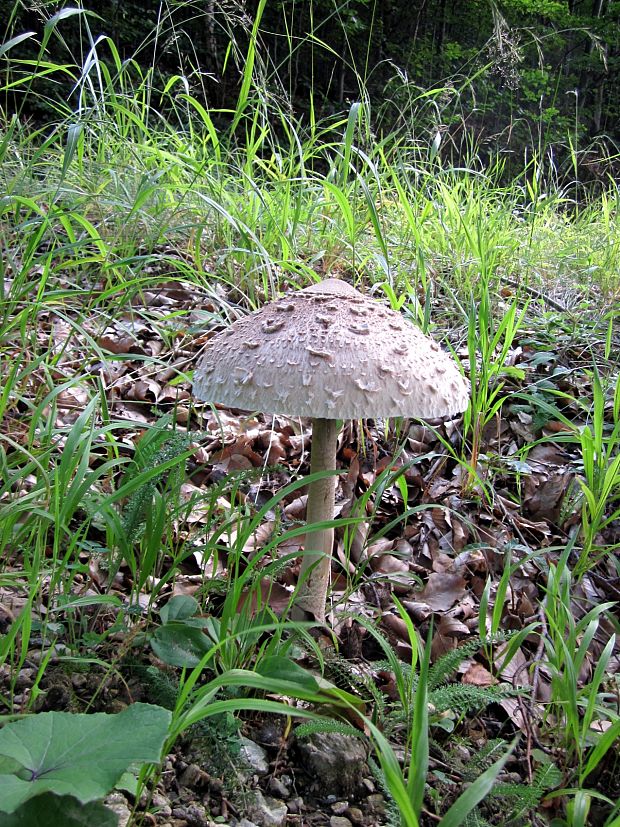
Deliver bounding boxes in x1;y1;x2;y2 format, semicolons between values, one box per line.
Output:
462;662;497;686
417;572;467;611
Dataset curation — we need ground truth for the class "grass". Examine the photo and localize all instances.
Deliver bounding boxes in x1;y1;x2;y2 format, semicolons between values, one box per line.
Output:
1;3;620;826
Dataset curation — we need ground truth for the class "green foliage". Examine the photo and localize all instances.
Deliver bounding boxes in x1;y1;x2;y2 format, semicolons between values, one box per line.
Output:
189;710;242;778
140;665;180;711
354;627;523;740
0;794;119;827
2;0;618;173
294;718;362;740
456;277;528;489
491;759;562;823
120;420;190;545
150;595;214;668
311;623;527;824
574;370;620;571
0;4;618;826
0;703;171;815
542;543;618;777
367;756;405;827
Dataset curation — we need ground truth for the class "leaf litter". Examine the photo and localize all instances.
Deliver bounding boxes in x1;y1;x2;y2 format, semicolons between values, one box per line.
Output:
2;262;620;825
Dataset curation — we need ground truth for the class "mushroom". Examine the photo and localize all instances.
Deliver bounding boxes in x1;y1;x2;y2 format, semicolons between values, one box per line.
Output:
192;279;469;621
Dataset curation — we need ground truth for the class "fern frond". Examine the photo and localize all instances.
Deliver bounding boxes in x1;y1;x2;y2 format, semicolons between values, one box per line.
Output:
367;757;403;827
428;633;511;689
294;719;364;740
492;760;561;814
430;683;522;716
122;426;191;541
464;738;507;774
463;810;492;827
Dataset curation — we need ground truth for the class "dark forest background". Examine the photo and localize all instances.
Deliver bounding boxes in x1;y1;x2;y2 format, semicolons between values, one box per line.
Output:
2;1;619;179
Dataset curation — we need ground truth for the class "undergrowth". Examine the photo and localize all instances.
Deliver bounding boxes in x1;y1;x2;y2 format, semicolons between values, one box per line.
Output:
0;2;619;827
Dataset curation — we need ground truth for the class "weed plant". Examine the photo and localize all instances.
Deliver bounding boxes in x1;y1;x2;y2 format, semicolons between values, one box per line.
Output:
0;2;619;826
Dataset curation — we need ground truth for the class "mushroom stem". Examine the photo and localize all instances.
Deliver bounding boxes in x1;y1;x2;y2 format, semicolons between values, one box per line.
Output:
294;417;338;622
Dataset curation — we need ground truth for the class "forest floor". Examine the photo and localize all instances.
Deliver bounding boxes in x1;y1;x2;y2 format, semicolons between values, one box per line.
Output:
2;239;619;827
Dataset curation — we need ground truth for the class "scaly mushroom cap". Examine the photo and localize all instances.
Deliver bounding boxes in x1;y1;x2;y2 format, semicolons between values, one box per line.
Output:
193;279;469;420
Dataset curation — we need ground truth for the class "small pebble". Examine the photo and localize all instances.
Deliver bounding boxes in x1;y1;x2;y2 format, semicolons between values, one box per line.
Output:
455;744;470;761
268;777;290;799
104;792;132;827
238;737;270;776
208;777;224;794
330;818;353;827
346;808;364;824
71;672;88;690
152;792;172;817
361;778;375;793
366;793;386;815
286;797;303;814
185;803;209;825
243;789;287;827
503;772;523;783
14;668;34;689
331;801;349;815
179;763;210;788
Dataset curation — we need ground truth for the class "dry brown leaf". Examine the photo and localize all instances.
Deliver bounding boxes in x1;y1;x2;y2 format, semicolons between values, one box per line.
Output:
366;539;394;560
417;572;467;611
499;697;526;730
451;518;468;553
496;644;530;687
98;334;139;354
400;601;432;622
381;611;411;643
523;469;572;520
57;386;90;409
126;379;162;403
462;662;497;686
436;616;470;638
239;579;292;615
283;495;307;520
369;553;408;576
242;521;275;556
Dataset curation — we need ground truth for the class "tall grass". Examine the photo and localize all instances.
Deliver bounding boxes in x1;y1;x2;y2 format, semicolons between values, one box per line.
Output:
1;2;619;825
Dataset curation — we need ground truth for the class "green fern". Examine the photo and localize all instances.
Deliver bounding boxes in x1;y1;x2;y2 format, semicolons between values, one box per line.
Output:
430;682;520;716
121;422;190;542
427;633;511;689
460;738;507;777
137;663;242;776
463;810;493;827
490;760;561;820
367;756;403;827
434;738;560;825
140;663;180;710
294;719;363;740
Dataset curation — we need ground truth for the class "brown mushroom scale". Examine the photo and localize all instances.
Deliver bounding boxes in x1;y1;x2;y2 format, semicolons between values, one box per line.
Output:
193;279;469;621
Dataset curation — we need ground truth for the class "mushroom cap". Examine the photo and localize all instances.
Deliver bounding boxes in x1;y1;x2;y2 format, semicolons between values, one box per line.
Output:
193;279;469;420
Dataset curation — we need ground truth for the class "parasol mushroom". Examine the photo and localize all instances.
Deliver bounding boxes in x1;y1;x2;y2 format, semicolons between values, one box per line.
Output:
193;279;469;621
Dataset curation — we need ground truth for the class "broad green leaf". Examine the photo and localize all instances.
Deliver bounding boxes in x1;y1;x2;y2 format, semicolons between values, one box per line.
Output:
0;793;118;827
256;656;320;693
62;123;83;177
159;595;199;623
0;703;171;813
151;621;210;667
